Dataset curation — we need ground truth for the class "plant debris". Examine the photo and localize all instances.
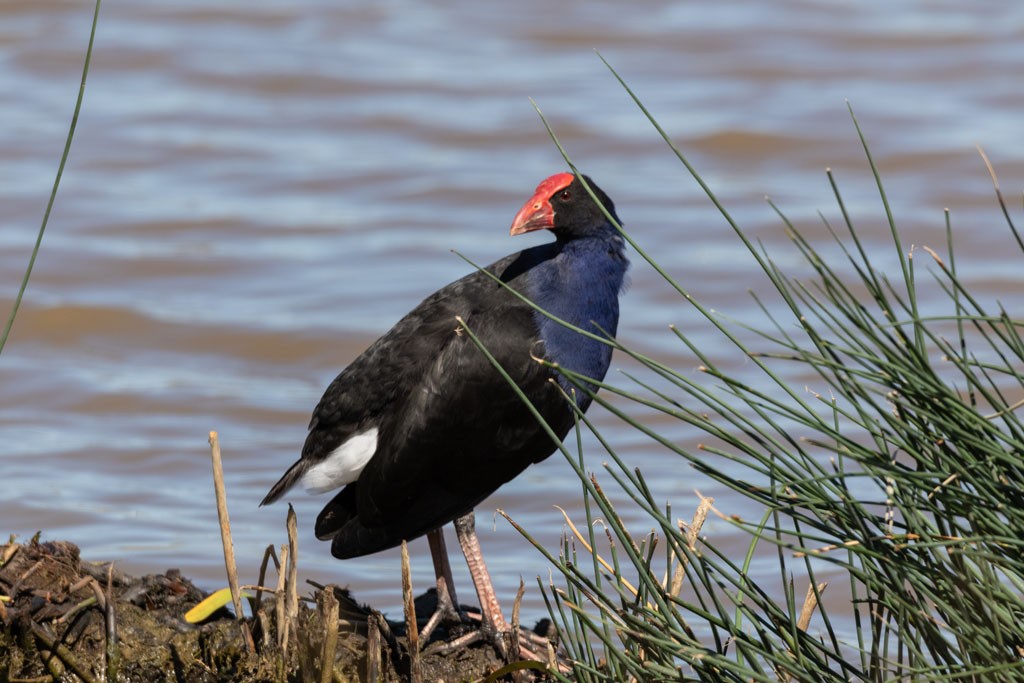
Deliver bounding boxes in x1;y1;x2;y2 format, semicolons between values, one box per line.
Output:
0;536;553;682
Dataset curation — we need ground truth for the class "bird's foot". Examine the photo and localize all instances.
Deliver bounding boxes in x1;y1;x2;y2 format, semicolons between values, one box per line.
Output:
423;606;565;672
416;584;465;644
422;612;514;659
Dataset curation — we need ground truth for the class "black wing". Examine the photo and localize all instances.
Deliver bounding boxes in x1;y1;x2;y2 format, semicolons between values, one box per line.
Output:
312;248;579;557
261;244;562;508
317;300;575;557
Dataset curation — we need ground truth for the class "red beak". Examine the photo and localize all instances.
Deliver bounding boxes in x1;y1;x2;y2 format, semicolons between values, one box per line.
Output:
509;172;575;236
509;200;553;236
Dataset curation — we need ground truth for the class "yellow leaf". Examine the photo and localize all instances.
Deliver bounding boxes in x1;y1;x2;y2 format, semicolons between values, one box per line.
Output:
184;587;251;623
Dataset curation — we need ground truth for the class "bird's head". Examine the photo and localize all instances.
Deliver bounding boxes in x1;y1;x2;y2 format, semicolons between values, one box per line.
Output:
510;173;620;240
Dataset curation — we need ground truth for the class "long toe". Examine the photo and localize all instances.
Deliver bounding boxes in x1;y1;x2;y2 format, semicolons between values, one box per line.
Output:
416;586;466;644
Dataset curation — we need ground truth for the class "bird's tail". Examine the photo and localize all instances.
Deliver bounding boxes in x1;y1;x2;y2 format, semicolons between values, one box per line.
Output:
314;484;482;559
260;459;307;506
314;485;421;557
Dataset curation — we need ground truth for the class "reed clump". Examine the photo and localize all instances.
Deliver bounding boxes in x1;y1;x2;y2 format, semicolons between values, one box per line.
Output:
510;59;1024;683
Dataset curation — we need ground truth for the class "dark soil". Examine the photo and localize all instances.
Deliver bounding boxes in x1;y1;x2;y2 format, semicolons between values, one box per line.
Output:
0;537;557;682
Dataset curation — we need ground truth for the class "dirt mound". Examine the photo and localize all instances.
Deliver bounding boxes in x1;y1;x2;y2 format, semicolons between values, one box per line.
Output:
0;537;550;681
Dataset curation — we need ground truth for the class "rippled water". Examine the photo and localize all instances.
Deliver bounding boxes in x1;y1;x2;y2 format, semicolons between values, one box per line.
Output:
3;0;1024;625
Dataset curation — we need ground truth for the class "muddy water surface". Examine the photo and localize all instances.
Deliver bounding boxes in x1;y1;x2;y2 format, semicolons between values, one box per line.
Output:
3;0;1024;632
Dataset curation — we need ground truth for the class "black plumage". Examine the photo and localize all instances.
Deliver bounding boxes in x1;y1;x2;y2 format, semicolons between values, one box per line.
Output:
262;173;628;648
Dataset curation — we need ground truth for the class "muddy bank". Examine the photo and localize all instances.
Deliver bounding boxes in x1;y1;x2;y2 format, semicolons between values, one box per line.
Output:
0;537;556;682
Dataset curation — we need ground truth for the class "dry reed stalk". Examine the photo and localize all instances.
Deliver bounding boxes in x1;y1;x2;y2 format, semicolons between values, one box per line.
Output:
318;588;340;683
255;543;278;609
669;495;713;598
104;564;120;681
777;581;829;683
366;611;382;682
798;582;827;632
551;506;640;598
400;541;422;683
510;579;526;682
276;543;289;653
286;505;300;637
1;542;20;566
208;430;255;654
88;577;106;611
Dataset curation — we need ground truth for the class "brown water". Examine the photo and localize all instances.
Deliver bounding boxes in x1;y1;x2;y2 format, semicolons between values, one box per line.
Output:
3;0;1024;631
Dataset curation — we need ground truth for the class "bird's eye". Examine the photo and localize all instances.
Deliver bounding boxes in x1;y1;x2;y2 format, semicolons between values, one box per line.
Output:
559;190;571;201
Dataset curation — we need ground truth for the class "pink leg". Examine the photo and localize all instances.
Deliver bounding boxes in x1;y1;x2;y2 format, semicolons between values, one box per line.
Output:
420;527;462;642
427;527;460;611
453;511;510;656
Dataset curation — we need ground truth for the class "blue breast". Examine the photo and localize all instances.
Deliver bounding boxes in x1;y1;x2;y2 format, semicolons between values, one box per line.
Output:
530;235;628;401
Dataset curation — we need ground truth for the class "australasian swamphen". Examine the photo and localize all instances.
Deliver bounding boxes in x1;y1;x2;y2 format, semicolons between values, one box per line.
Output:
262;172;628;654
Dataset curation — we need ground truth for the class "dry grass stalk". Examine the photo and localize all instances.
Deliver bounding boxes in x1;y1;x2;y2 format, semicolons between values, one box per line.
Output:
400;540;422;683
88;576;106;611
798;582;827;632
104;564;120;681
777;581;831;683
208;431;254;653
318;588;340;683
1;541;19;566
669;495;713;598
510;579;527;682
276;543;289;653
286;505;300;638
552;505;640;598
255;543;278;608
366;611;382;682
511;578;524;654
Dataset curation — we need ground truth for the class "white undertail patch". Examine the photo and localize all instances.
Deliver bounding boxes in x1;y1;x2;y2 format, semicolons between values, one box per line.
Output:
300;427;379;494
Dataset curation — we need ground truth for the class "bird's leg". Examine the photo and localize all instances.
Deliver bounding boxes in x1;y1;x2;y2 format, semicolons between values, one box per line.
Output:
453;511;513;659
419;527;463;643
428;528;461;610
426;513;558;664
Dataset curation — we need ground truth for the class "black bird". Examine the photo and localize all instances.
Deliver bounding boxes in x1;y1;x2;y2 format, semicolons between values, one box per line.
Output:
262;173;628;652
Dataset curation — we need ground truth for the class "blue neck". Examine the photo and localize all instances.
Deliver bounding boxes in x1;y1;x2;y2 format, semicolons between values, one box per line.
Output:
530;233;628;402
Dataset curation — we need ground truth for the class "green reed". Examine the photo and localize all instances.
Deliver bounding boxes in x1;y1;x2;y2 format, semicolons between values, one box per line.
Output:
478;58;1024;682
1;0;101;357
